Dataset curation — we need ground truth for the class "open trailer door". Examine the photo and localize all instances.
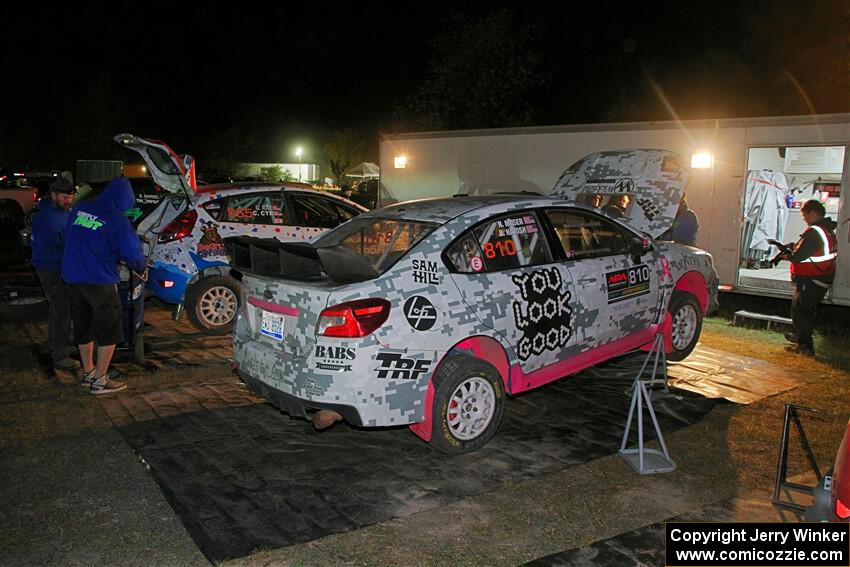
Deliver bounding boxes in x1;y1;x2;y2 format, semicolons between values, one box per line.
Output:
735;145;848;302
551;149;689;239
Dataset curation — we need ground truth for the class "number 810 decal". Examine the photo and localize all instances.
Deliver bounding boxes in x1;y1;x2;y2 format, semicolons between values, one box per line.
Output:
483;239;517;258
606;264;651;303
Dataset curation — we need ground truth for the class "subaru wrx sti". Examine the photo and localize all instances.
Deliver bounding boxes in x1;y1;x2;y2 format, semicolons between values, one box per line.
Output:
228;150;719;452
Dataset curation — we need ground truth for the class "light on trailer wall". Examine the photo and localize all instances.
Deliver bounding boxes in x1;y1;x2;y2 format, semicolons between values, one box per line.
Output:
394;155;407;169
295;146;303;181
691;151;713;169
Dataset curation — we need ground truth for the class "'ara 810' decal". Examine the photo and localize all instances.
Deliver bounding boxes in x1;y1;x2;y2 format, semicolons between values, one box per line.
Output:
511;267;573;361
606;264;650;304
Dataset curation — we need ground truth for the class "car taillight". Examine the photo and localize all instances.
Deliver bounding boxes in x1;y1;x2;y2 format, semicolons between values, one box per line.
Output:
317;298;390;337
836;497;850;519
32;190;38;204
158;210;197;243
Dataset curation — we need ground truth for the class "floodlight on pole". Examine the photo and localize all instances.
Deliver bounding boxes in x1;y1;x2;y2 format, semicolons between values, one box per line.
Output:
295;147;303;181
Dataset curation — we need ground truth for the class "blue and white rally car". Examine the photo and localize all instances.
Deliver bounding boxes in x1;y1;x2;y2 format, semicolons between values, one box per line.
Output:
118;134;367;334
228;150;719;453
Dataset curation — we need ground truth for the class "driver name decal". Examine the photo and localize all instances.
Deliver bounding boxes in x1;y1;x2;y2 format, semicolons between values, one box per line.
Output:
606;264;651;303
511;267;573;361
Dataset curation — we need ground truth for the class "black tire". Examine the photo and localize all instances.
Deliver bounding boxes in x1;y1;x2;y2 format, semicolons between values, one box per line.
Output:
185;275;240;335
23;208;36;229
429;355;506;454
0;201;23;234
667;291;702;361
0;295;48;322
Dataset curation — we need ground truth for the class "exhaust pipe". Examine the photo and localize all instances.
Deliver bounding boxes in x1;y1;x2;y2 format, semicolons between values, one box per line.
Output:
311;409;343;430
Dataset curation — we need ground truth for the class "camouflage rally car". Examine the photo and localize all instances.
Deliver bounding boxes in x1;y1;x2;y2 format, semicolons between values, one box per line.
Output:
228;150;719;453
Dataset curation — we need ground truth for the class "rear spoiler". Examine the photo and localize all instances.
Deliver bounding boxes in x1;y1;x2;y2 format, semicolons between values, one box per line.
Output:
224;236;379;284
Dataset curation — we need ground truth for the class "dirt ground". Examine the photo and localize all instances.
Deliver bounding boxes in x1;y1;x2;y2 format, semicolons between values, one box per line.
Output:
1;311;848;567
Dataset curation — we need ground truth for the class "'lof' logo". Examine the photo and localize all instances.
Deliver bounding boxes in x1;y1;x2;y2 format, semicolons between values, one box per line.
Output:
404;296;437;331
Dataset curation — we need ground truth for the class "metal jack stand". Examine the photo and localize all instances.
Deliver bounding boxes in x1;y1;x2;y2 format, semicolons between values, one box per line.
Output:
619;333;676;474
772;404;822;514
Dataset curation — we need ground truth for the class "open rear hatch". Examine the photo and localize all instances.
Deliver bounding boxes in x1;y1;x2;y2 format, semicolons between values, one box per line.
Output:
114;133;198;253
114;133;196;196
550;149;688;238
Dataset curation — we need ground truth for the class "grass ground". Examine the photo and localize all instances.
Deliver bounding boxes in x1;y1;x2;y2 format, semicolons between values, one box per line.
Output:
697;317;850;492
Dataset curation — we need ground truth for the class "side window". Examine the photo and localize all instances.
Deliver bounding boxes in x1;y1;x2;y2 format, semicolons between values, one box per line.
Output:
446;212;552;273
201;197;223;220
445;233;485;273
332;202;361;223
545;210;628;259
220;192;286;225
292;194;350;228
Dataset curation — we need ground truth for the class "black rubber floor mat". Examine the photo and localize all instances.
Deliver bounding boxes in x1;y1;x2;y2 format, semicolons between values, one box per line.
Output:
526;523;667;567
523;495;781;566
114;352;720;563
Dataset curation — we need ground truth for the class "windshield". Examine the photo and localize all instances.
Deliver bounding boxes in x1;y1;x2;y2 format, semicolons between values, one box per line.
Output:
316;217;437;274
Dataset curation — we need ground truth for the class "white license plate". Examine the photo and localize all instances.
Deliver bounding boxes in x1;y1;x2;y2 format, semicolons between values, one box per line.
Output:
260;310;285;341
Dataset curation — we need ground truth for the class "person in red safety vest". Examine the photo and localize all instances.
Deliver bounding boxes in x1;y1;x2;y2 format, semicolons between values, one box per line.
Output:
780;199;837;356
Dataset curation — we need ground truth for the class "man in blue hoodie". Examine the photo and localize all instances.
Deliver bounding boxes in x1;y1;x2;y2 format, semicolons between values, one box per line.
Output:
31;177;77;370
63;177;146;394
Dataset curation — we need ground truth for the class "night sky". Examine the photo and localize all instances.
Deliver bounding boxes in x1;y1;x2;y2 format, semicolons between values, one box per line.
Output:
3;1;848;172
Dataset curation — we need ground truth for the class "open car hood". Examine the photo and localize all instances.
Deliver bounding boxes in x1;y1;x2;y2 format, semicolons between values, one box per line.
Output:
114;133;196;195
550;149;688;238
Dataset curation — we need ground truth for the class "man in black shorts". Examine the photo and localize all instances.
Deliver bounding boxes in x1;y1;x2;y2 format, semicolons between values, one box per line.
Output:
62;177;145;394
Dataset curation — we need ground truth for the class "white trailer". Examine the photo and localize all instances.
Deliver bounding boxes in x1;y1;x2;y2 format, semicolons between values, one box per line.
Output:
379;113;850;306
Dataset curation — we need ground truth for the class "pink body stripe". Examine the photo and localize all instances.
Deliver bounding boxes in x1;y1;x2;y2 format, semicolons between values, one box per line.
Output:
509;326;659;394
248;297;300;317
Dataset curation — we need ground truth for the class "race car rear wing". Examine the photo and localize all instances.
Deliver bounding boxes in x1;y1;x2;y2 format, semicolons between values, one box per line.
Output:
224;236;379;284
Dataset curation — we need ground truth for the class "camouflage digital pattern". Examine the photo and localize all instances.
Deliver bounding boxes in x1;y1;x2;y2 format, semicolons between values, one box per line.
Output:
551;149;687;239
234;191;718;428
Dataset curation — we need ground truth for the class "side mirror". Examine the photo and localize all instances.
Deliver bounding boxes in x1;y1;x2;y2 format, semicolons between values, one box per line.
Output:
629;236;652;259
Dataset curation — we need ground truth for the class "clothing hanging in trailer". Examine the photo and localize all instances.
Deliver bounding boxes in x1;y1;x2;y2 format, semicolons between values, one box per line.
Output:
742;170;789;262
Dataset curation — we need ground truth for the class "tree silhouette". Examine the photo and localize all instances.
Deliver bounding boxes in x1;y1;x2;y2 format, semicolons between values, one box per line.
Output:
397;8;545;131
324;128;365;186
